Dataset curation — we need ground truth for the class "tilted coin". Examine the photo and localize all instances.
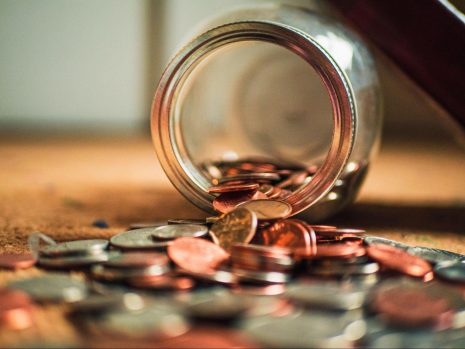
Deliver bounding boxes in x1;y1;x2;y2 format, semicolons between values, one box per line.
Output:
40;239;109;257
167;218;207;225
8;274;88;303
110;228;171;250
167;237;230;274
38;251;113;268
434;261;465;283
286;282;367;310
407;246;465;265
363;236;410;250
96;305;189;340
236;199;292;220
151;224;208;240
209;208;257;251
213;190;266;214
0;253;36;269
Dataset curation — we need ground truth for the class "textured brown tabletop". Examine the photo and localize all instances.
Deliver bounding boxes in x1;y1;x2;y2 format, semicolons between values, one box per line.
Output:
0;135;464;347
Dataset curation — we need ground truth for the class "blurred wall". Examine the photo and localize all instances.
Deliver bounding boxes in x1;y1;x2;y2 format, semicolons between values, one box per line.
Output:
0;0;463;141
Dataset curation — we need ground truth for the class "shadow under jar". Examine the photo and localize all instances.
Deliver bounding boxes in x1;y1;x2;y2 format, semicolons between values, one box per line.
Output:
151;4;382;221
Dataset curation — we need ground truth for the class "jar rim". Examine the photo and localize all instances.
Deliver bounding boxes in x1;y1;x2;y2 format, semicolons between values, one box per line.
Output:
151;20;356;216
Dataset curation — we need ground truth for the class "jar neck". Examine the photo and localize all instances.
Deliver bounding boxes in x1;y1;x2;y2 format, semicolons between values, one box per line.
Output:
151;21;356;216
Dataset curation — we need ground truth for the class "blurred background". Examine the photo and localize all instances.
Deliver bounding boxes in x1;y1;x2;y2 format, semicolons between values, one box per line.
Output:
0;0;464;143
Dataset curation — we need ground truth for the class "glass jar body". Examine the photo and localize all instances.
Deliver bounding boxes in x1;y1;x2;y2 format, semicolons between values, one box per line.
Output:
151;4;382;221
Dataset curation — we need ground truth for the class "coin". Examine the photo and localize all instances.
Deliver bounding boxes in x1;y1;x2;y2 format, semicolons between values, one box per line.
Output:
129;275;195;291
309;261;380;276
363;236;410;250
70;292;145;315
407;246;464;265
0;252;36;269
286;282;367;310
212;190;266;214
258;184;274;196
177;269;238;286
209;208;257;251
237;199;292;220
91;263;169;282
151;224;208;240
434;261;465;283
367;244;432;277
372;284;453;329
110;228;171;250
310;243;366;259
232;268;290;284
218;172;281;184
231;243;294;272
168;237;229;274
0;289;35;330
40;239;109;257
38;251;111;268
104;251;169;269
128;221;166;230
208;183;259;194
8;274;88;303
168;219;207;225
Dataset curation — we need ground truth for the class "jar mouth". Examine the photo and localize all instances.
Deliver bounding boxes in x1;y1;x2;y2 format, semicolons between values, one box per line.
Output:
151;21;356;216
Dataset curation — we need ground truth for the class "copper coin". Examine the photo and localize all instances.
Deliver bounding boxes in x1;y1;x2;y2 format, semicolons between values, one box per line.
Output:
212;190;258;214
0;253;36;269
104;252;169;269
258;184;274;196
316;228;366;238
177;268;238;285
267;186;283;199
168;237;229;274
305;242;366;259
209;207;257;251
276;171;308;189
129;275;195;291
231;243;292;257
310;225;338;233
208;183;259;194
237;199;292;220
218;172;281;184
367;244;432;277
372;286;453;329
0;289;34;330
260;219;312;255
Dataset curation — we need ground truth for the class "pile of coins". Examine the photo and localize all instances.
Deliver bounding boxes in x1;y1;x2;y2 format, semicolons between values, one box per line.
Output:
0;158;464;347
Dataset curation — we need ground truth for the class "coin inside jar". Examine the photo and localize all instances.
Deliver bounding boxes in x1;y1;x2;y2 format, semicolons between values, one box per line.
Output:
236;199;292;221
209;183;260;194
213;190;263;214
151;224;208;240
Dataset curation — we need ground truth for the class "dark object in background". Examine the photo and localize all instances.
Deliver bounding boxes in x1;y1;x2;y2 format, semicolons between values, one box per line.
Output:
330;0;465;129
92;219;109;229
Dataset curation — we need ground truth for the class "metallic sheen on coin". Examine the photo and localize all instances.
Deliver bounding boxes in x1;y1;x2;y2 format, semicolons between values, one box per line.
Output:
110;228;171;250
236;199;292;220
151;224;208;240
40;239;109;257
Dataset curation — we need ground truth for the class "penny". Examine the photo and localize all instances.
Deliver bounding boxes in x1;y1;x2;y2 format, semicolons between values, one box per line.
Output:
212;190;260;214
0;289;34;330
260;219;312;255
434;261;465;283
168;237;230;274
40;239;109;257
218;172;281;184
0;253;36;269
91;263;169;282
209;208;257;251
208;183;259;194
236;199;292;220
231;243;294;272
367;244;432;277
258;184;274;196
110;228;172;250
151;224;208;240
168;219;207;225
8;274;88;303
129;275;195;291
316;228;366;239
310;225;338;232
372;285;453;329
305;243;366;259
104;251;169;269
177;269;238;286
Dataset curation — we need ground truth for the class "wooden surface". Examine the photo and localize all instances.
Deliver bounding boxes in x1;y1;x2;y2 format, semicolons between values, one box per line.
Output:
0;135;464;346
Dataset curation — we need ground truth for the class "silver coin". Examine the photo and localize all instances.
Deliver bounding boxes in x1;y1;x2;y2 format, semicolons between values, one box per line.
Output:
363;236;410;250
40;239;109;257
309;261;380;276
242;311;366;348
128;221;166;230
151;224;208;240
8;274;88;303
232;268;290;284
90;264;169;282
367;331;440;349
39;251;112;268
70;292;144;314
286;282;367;310
168;219;207;225
236;199;292;220
110;228;171;250
96;305;189;340
407;246;464;265
178;269;238;286
218;172;281;184
434;261;465;283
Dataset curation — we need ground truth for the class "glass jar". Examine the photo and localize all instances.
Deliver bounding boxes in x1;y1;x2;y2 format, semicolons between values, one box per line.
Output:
151;3;382;221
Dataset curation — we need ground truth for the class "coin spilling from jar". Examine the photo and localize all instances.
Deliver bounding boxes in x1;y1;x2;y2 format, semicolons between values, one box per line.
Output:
0;158;464;348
